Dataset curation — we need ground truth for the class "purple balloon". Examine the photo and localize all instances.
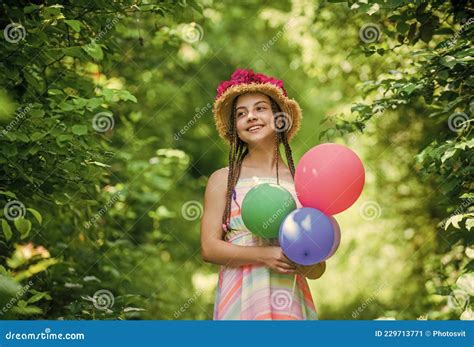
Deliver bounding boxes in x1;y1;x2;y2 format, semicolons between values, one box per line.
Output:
324;216;341;260
279;207;334;265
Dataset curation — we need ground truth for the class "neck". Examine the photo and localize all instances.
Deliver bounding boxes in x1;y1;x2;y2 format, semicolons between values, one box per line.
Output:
243;138;285;174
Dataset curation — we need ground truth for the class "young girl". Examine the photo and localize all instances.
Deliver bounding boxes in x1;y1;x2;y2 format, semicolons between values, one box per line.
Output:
200;68;323;320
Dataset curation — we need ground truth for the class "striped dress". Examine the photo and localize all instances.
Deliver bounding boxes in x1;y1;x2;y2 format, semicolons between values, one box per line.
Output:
213;176;318;320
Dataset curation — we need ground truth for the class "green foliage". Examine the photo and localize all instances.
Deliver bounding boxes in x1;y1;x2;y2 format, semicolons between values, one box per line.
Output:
320;0;473;319
0;0;471;321
0;0;208;319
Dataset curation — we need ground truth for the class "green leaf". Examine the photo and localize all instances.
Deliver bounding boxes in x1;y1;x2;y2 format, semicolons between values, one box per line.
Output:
440;56;457;68
0;274;22;298
399;82;417;95
366;3;380;15
64;19;82;32
1;219;12;241
61;46;86;59
0;191;17;198
86;161;111;168
82;42;104;61
466;219;474;232
117;90;137;103
14;218;32;239
86;97;104;110
47;89;63;95
27;292;50;304
11;304;43;315
2;144;18;157
27;208;42;225
30;132;46;141
71;124;88;136
14;258;58;282
24;4;39;14
441;148;456;163
29;109;45;118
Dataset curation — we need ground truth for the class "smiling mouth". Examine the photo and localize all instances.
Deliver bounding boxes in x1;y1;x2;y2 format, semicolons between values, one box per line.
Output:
247;125;264;133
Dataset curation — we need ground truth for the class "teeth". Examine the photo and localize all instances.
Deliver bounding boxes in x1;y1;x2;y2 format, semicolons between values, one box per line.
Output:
248;125;263;132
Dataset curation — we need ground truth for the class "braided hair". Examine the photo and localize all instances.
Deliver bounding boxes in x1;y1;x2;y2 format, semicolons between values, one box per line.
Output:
221;94;296;235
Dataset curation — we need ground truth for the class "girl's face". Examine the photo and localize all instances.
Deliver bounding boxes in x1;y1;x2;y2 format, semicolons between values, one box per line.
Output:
235;92;275;144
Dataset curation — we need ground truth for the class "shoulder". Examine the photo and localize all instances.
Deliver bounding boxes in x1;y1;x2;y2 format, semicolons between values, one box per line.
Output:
206;167;229;189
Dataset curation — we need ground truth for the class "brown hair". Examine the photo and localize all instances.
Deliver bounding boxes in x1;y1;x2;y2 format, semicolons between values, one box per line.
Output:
221;94;296;235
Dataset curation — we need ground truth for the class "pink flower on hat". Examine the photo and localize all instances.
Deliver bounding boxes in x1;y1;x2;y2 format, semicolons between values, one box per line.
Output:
216;68;288;99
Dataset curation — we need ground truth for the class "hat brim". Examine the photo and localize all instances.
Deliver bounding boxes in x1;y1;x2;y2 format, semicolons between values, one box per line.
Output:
212;82;302;143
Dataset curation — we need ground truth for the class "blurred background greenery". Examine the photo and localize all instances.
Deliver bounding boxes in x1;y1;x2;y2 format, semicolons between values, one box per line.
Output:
0;0;472;320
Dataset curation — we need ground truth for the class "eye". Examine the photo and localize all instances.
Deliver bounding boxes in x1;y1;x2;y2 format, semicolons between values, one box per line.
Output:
237;111;246;117
257;106;266;111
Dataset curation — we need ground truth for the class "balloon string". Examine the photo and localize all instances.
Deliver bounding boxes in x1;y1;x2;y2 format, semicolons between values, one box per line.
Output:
287;274;297;318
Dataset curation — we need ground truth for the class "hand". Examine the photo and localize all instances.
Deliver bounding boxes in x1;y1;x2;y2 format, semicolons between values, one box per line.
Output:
296;261;326;279
261;246;297;274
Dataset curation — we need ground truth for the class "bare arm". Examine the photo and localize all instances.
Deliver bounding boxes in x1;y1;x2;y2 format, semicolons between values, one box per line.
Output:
200;168;296;274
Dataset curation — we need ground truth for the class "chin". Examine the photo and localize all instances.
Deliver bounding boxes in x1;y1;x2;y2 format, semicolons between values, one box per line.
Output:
242;130;274;143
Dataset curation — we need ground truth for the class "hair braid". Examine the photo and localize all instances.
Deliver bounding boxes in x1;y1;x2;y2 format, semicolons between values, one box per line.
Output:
221;95;296;237
222;98;248;235
270;98;296;180
282;134;296;179
270;99;286;185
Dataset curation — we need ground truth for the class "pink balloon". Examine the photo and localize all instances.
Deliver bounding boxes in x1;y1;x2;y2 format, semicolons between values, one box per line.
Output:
295;143;365;215
325;216;341;260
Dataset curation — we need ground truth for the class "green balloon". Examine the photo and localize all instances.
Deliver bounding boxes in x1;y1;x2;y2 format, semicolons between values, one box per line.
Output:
241;183;297;238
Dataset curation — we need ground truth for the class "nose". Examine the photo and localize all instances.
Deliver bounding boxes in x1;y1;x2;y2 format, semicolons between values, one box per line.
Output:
247;111;257;121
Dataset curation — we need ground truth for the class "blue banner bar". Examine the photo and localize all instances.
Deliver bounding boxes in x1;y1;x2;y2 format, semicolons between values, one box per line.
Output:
0;321;472;346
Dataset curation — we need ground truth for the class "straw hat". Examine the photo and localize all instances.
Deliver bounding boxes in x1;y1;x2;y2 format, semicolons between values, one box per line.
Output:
212;68;302;143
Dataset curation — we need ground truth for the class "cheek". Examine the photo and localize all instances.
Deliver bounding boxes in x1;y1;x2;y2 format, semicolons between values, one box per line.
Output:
262;110;274;123
236;118;247;133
